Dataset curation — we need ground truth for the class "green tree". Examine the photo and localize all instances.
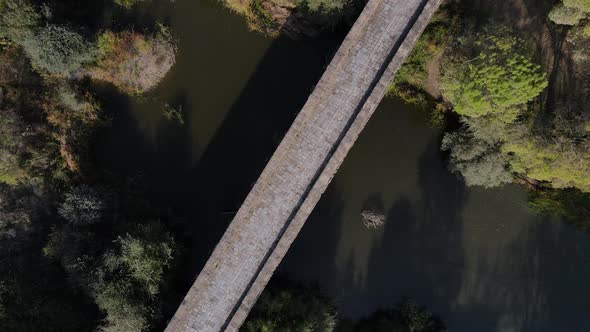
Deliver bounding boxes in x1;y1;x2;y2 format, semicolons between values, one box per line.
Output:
503;137;590;192
94;221;175;332
114;0;148;9
243;281;336;332
0;184;97;331
21;25;96;77
0;0;40;43
441;127;513;188
58;185;108;225
529;188;590;231
441;26;547;120
549;0;590;25
354;299;446;332
0;108;25;184
113;223;175;296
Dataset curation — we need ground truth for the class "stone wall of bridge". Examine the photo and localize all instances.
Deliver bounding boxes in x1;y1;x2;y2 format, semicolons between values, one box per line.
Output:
165;0;442;330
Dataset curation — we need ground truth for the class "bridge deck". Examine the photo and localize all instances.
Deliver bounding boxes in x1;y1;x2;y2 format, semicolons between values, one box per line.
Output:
165;0;441;330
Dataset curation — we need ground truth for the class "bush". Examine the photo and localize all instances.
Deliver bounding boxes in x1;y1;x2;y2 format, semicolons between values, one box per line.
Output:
21;25;96;77
244;281;336;332
94;221;175;332
503;137;590;192
355;299;446;332
0;108;25;184
303;0;348;14
549;3;586;25
114;223;174;296
549;0;590;25
88;27;176;94
94;275;150;332
529;188;590;231
441;127;513;188
58;185;108;225
0;0;40;44
114;0;147;9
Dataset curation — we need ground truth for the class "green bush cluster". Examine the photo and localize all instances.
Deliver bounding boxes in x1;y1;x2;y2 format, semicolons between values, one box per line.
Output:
441;26;547;120
0;108;25;184
20;25;96;77
440;22;590;197
244;281;336;332
549;0;590;25
441;127;513;188
1;1;96;77
45;185;176;332
244;283;446;332
355;299;446;332
114;0;148;9
0;0;40;43
529;188;590;231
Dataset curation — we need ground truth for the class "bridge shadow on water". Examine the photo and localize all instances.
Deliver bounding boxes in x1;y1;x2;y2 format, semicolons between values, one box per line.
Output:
95;4;352;326
155;15;354;325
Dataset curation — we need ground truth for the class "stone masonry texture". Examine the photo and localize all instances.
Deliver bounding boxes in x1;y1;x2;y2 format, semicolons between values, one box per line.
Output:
165;0;442;330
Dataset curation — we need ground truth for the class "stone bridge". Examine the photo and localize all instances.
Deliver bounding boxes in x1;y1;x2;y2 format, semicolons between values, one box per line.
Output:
165;0;442;330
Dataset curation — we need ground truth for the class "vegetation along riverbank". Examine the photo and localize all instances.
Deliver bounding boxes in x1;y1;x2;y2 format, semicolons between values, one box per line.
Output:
0;0;589;331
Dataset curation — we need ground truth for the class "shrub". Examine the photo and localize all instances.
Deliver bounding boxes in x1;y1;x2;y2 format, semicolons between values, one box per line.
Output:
95;221;175;332
114;0;147;9
529;188;590;231
94;276;150;332
549;3;586;25
442;128;513;188
244;281;336;332
114;223;174;296
549;0;590;25
0;108;25;184
88;27;176;94
21;25;96;77
0;0;40;43
356;298;446;332
303;0;348;14
564;0;590;13
503;137;590;192
58;185;108;225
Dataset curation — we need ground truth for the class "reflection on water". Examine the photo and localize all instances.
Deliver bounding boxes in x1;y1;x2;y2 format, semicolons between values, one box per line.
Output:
96;1;590;331
279;98;590;332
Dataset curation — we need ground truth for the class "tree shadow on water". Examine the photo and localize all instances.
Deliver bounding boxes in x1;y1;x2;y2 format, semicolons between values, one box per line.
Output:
359;137;469;324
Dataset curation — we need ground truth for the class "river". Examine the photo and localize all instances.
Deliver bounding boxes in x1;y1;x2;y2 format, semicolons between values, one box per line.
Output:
95;0;590;331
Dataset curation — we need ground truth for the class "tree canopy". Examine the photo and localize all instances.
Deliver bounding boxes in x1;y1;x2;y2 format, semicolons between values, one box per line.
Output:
441;26;547;120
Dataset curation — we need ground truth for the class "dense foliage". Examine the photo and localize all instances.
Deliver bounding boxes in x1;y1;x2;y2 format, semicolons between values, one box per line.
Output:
353;299;446;332
0;0;40;43
21;25;96;77
243;281;337;332
441;127;512;188
89;28;176;94
549;0;590;25
115;0;148;9
441;26;547;120
0;1;180;331
44;186;177;332
244;284;446;332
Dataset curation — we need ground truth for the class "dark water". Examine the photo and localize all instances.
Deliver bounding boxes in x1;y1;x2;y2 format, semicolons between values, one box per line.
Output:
96;1;590;331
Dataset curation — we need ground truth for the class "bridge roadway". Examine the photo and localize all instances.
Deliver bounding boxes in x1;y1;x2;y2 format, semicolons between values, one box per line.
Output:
165;0;441;330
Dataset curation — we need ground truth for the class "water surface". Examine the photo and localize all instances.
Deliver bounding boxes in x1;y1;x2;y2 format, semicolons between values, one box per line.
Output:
95;1;590;331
